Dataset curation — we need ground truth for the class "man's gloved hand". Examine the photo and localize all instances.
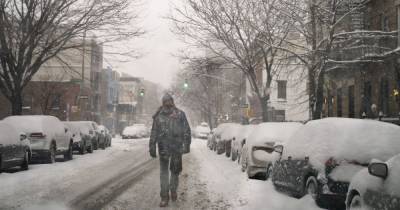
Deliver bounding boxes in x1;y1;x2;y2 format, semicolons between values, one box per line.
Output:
182;144;190;154
150;148;157;158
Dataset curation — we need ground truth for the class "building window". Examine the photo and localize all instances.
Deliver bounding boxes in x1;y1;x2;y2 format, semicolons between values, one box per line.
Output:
380;79;390;115
275;110;285;122
337;88;343;117
51;94;61;110
348;85;355;118
381;14;390;31
277;80;287;100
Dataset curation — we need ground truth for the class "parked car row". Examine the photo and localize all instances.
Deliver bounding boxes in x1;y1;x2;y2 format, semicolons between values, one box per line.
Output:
0;115;113;173
206;118;400;210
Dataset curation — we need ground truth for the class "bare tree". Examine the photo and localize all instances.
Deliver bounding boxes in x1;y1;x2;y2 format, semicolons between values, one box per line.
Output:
170;0;292;122
272;0;389;119
0;0;143;115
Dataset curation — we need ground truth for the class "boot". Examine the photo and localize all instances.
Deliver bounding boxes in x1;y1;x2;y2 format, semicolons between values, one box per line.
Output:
171;192;178;202
159;197;169;207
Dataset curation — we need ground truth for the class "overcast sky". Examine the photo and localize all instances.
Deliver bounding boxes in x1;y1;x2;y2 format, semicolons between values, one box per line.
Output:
106;0;185;89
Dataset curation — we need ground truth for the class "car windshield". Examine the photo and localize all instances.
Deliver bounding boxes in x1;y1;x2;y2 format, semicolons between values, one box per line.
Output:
0;0;399;210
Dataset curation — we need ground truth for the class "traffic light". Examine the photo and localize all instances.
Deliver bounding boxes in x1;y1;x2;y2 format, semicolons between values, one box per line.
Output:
139;88;145;97
183;80;189;89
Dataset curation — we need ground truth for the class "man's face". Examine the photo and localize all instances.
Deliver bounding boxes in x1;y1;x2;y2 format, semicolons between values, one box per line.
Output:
163;99;174;108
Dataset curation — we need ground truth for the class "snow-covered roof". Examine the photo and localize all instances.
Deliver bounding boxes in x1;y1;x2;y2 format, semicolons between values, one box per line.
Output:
3;115;64;137
284;118;400;171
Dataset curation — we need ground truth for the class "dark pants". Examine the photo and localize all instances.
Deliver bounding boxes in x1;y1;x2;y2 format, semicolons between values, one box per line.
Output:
159;153;182;199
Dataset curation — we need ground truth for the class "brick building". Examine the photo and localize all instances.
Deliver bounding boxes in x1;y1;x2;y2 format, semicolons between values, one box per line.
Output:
324;0;400;120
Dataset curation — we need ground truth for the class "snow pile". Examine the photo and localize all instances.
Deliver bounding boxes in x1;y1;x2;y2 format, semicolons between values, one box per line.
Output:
0;122;19;145
284;118;400;172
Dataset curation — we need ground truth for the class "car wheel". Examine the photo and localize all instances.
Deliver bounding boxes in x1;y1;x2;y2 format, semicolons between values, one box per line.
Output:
349;194;362;210
64;142;73;161
101;142;106;150
79;143;86;155
241;158;247;172
231;149;237;161
21;150;29;171
306;176;318;200
88;145;94;153
47;143;56;164
94;140;98;150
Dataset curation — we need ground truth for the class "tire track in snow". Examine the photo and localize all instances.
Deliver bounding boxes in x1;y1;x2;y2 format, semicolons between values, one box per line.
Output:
69;158;157;210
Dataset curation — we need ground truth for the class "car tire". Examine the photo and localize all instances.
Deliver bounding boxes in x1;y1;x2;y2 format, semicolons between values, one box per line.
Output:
87;145;94;153
101;142;106;150
93;140;98;150
64;142;73;161
349;194;362;210
21;150;29;171
47;143;56;164
231;149;237;161
305;176;319;201
79;143;86;155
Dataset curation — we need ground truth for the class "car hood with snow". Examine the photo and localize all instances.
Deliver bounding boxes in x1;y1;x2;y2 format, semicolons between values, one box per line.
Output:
283;118;400;174
348;154;400;209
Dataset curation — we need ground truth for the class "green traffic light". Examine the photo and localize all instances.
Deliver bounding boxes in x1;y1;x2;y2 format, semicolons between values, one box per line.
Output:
184;82;189;89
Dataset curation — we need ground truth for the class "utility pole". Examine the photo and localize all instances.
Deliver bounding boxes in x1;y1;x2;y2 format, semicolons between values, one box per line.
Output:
78;31;87;120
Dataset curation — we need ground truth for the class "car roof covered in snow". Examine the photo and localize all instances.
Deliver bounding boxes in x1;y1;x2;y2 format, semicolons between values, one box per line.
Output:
220;123;243;140
235;125;256;142
284;118;400;171
247;122;303;147
0;122;20;145
3;115;64;136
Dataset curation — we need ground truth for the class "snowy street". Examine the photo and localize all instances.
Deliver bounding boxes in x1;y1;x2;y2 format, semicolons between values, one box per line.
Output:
0;138;322;210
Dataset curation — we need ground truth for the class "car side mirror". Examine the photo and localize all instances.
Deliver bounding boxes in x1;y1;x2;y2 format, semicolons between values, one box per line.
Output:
20;133;27;141
274;145;284;155
368;162;388;179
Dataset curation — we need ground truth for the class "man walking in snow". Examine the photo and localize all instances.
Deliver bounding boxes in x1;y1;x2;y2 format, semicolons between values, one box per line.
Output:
149;93;191;207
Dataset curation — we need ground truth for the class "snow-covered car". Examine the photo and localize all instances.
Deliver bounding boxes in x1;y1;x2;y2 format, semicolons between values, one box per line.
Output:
63;122;93;154
3;115;73;163
194;122;211;139
346;154;400;210
272;118;400;209
231;125;255;162
122;124;148;139
76;121;103;150
241;122;302;179
0;122;30;172
214;123;240;155
98;125;112;147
